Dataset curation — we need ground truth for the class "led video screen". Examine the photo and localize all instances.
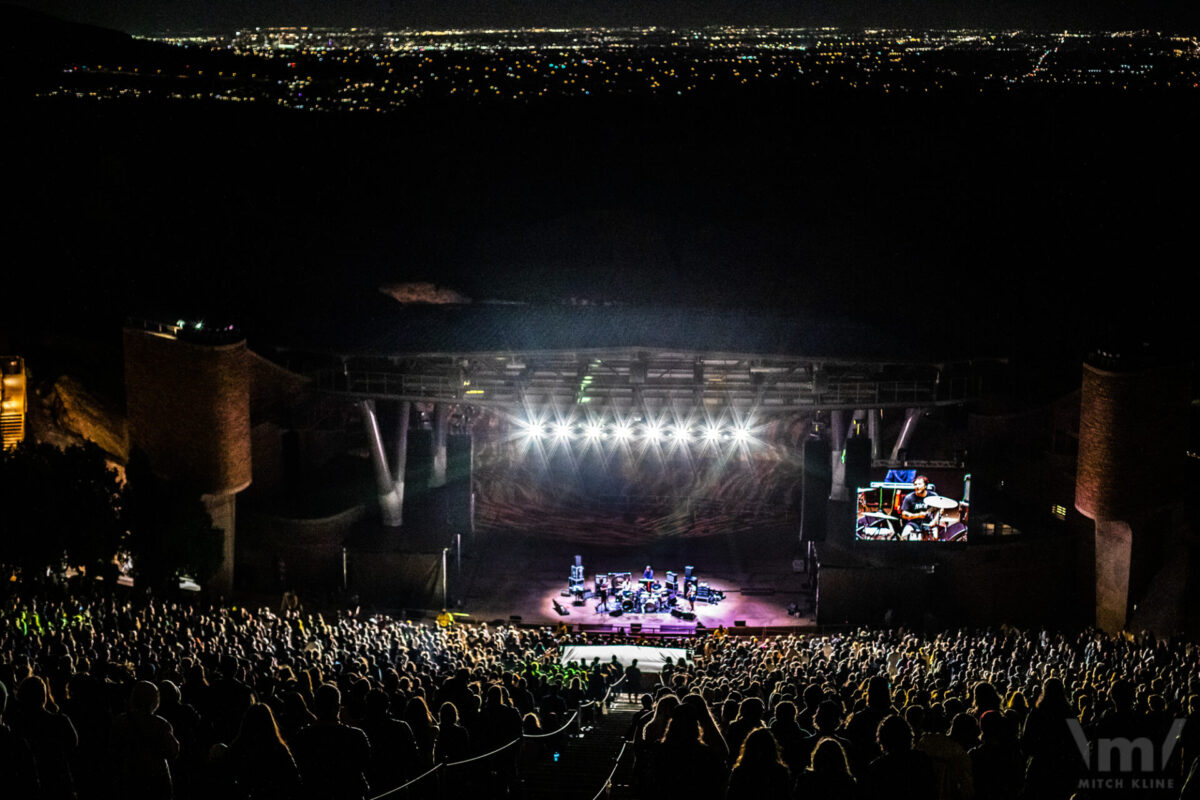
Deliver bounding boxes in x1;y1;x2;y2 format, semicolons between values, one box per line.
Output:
855;469;970;542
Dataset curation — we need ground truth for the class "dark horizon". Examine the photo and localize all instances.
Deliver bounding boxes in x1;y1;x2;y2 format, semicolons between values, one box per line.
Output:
11;0;1200;36
4;1;1199;359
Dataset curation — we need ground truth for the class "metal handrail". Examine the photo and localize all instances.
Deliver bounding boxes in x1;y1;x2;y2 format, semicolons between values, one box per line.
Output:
366;672;629;800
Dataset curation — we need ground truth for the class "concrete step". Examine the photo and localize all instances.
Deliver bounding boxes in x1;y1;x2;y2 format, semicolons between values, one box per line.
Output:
521;700;637;800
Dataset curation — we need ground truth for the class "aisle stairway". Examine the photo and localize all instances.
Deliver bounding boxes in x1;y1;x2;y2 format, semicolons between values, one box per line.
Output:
521;697;640;800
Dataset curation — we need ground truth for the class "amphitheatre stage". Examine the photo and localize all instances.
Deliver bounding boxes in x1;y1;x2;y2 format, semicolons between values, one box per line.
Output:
449;521;814;632
128;306;1195;635
234;302;995;629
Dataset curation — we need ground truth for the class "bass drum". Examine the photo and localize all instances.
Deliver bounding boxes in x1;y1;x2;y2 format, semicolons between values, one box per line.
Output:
643;598;658;613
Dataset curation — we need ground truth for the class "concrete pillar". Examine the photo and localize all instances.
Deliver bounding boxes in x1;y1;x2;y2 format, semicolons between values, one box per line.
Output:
867;409;881;460
829;410;846;453
394;400;410;523
360;400;402;527
431;403;449;488
890;408;922;462
1095;520;1133;632
829;410;848;501
847;409;864;442
201;492;237;596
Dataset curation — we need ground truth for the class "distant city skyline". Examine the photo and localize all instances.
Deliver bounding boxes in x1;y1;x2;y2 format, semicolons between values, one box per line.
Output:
13;0;1200;36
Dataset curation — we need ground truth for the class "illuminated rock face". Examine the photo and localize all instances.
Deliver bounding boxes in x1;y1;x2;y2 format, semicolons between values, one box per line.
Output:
124;328;251;495
379;282;470;305
124;326;252;594
1075;358;1188;632
1075;362;1185;521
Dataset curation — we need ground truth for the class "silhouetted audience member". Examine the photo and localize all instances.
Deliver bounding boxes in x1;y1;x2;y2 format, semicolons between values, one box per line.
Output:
970;710;1023;800
11;675;78;800
402;695;439;771
802;699;855;774
725;726;791;800
108;681;180;800
682;692;730;763
866;714;937;800
210;655;255;745
291;683;371;800
625;659;643;701
724;696;765;765
435;701;470;763
650;703;729;800
276;690;317;743
475;685;523;796
0;679;40;798
1020;677;1080;800
628;693;654;742
359;689;419;794
768;699;808;776
914;707;973;800
797;736;859;800
846;675;896;765
226;703;301;800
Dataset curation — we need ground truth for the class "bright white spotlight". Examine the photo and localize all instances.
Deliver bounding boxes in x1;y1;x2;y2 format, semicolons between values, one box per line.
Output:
644;422;664;443
517;419;543;439
731;426;752;443
552;421;573;440
584;422;604;440
613;423;633;441
703;424;722;443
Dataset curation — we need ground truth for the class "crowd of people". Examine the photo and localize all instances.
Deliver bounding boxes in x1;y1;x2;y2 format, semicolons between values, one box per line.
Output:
2;586;1200;799
0;590;617;799
627;625;1200;799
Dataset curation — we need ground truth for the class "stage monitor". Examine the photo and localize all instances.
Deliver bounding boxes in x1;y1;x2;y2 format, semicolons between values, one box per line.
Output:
855;470;970;543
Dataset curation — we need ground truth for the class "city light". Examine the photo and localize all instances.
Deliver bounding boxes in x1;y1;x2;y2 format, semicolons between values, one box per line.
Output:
58;27;1191;113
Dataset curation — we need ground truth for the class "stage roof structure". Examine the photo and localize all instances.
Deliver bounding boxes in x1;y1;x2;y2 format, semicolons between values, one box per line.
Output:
271;302;998;413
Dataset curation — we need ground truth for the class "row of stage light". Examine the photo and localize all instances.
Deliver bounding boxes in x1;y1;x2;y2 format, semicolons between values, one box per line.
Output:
514;416;760;448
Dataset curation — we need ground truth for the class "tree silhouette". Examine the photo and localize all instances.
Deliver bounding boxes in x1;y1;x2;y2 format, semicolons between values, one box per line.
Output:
0;440;122;579
121;449;224;593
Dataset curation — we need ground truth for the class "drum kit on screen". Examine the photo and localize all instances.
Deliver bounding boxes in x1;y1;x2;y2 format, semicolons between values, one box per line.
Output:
564;558;724;617
859;495;961;541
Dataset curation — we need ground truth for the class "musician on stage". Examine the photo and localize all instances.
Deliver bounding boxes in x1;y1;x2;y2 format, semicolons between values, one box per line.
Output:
643;565;654;581
596;581;609;614
900;475;938;540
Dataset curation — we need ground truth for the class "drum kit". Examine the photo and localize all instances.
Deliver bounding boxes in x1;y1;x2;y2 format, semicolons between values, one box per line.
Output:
858;495;961;541
921;495;961;540
859;511;900;540
593;569;723;615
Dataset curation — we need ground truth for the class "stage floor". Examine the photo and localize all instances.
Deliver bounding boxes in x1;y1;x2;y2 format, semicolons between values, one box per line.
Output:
450;523;815;631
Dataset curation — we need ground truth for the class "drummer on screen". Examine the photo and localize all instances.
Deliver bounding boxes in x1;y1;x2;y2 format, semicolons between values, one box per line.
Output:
900;475;937;540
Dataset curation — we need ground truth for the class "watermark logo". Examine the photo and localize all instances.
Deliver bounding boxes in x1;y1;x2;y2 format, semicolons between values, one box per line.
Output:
1068;718;1184;791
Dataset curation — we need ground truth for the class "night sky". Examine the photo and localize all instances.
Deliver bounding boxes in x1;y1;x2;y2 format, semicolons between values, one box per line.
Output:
14;0;1200;35
5;0;1199;357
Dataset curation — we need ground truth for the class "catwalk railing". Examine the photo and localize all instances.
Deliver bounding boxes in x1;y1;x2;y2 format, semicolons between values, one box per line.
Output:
315;368;977;412
368;674;628;800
